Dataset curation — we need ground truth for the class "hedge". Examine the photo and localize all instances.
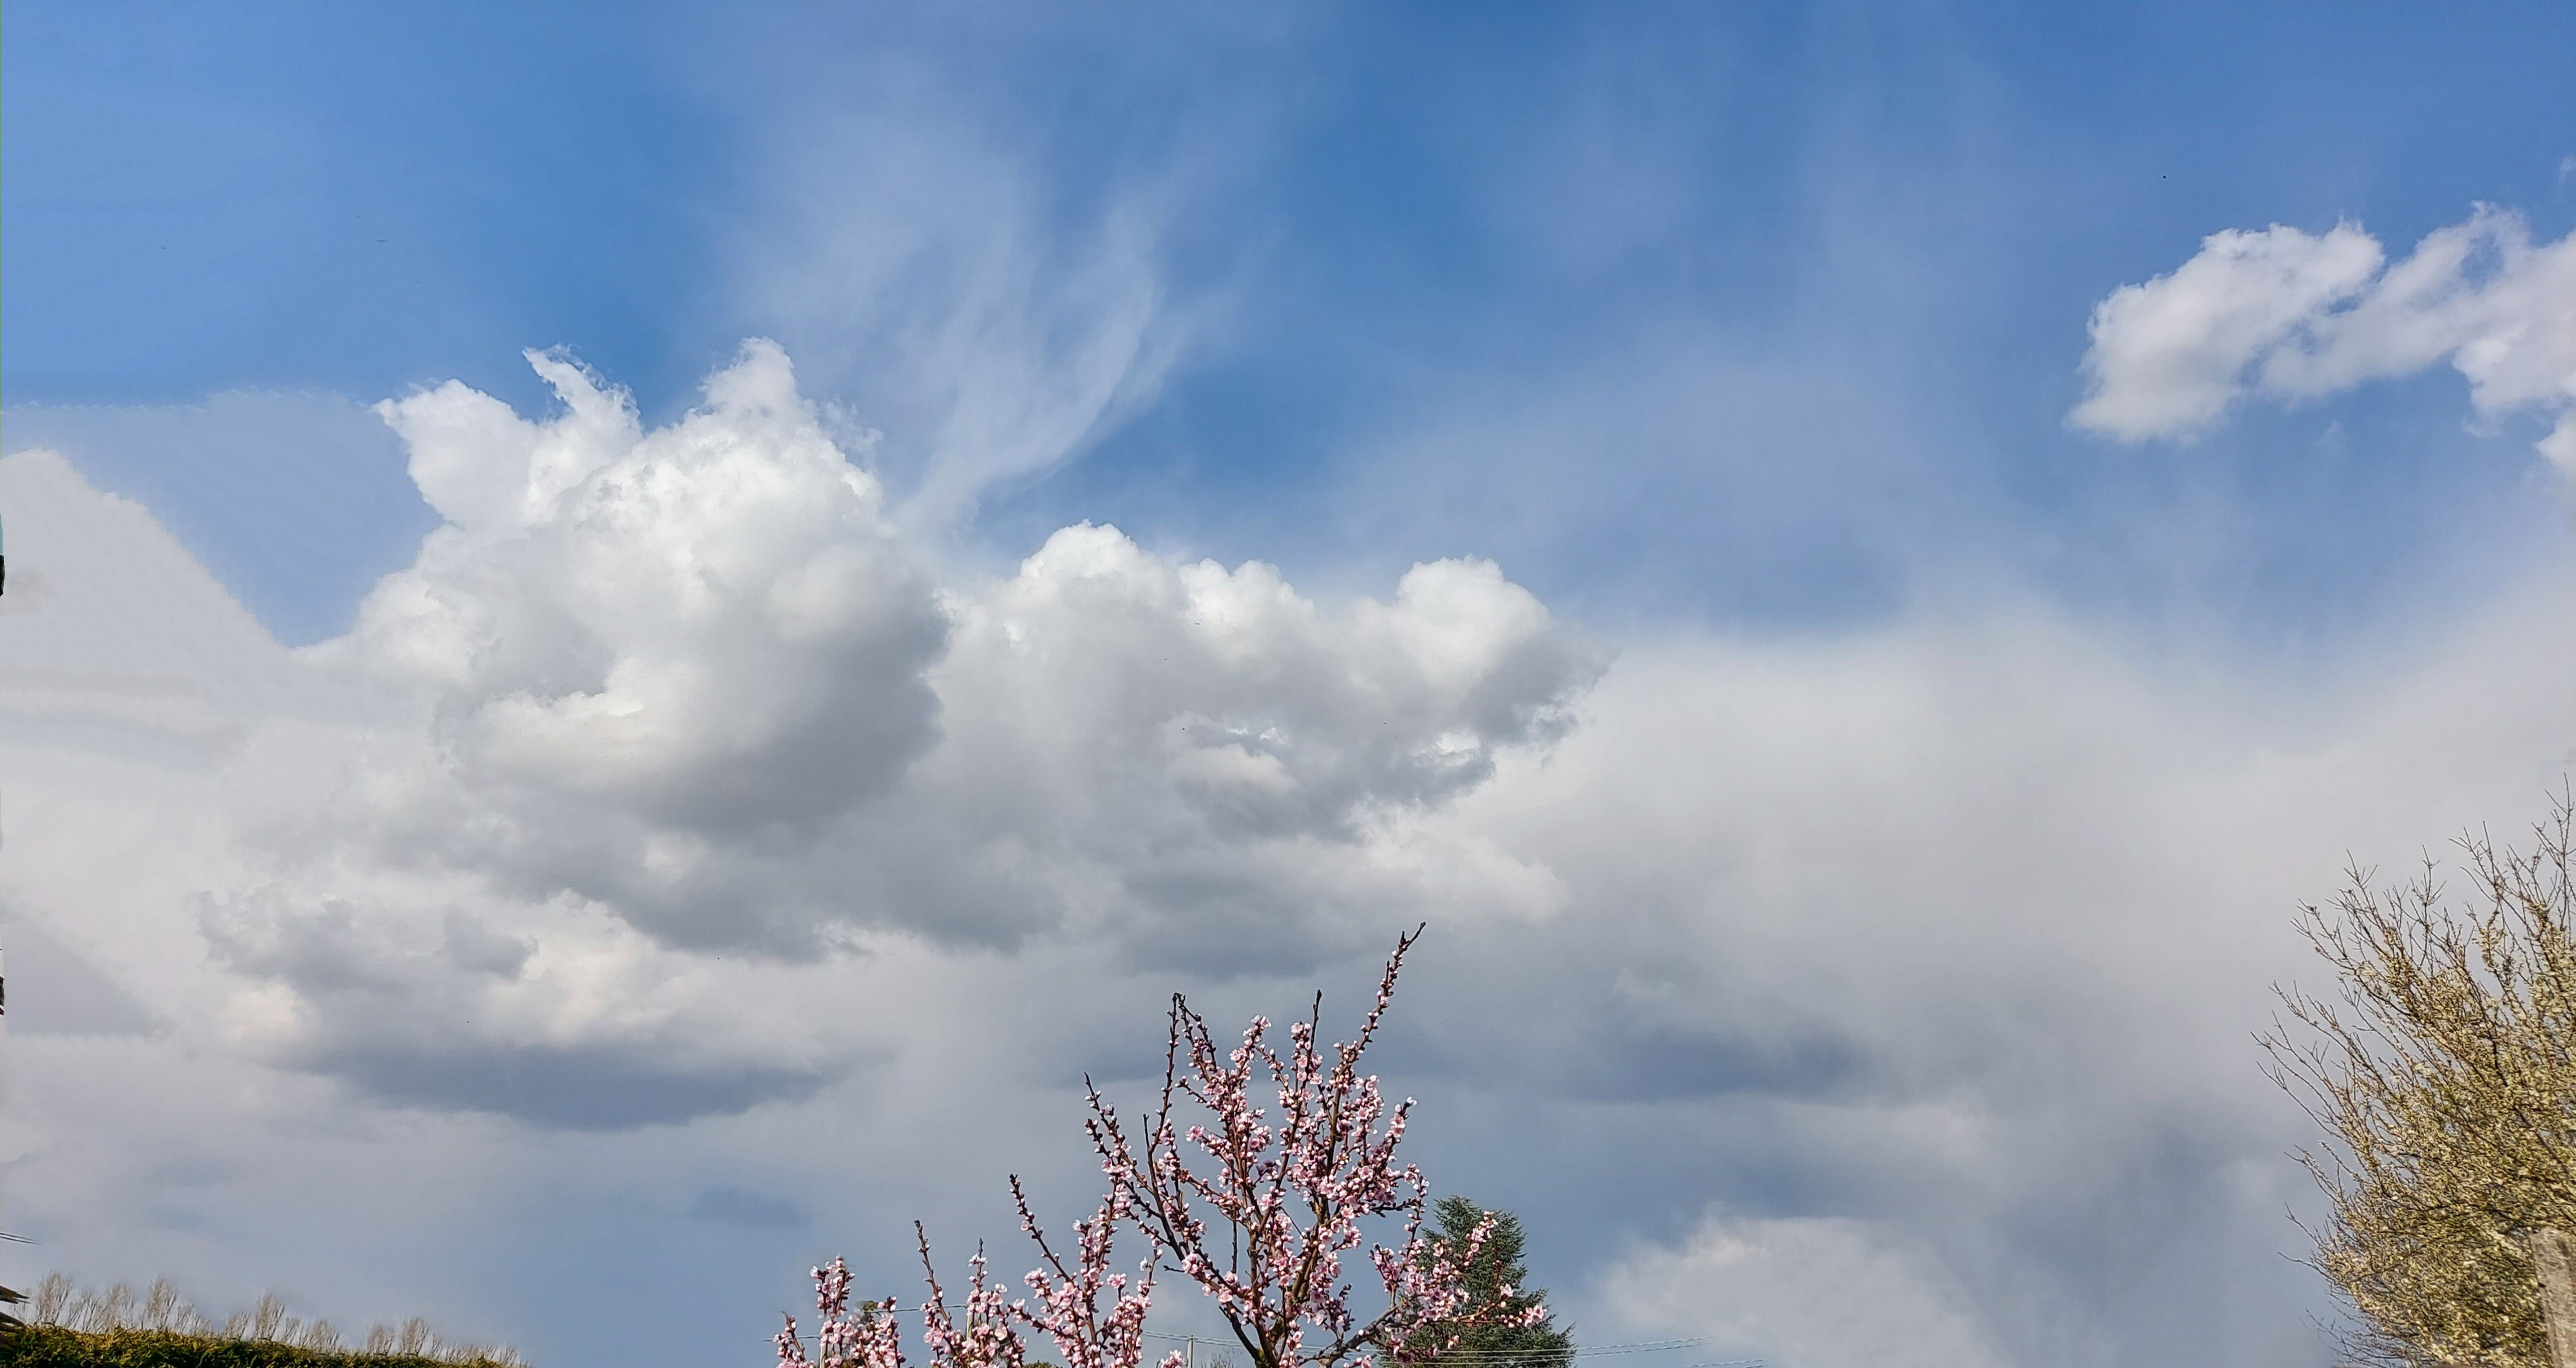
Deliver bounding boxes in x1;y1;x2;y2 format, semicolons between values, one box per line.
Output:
0;1327;519;1368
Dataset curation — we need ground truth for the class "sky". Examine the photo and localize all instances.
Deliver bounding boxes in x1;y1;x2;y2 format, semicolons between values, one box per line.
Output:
2;4;2572;1367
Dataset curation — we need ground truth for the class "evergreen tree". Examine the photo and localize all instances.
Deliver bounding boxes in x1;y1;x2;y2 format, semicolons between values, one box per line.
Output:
1397;1196;1574;1368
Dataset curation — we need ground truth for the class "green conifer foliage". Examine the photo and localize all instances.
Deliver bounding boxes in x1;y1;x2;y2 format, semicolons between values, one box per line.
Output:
1398;1197;1573;1368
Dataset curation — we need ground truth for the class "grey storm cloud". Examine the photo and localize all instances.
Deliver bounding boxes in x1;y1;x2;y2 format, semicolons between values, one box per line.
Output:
298;1042;829;1132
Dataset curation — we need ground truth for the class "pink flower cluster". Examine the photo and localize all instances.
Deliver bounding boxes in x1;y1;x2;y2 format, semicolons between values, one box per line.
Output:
775;1256;905;1368
1089;927;1546;1368
781;929;1535;1368
1010;1179;1175;1368
775;1206;1177;1368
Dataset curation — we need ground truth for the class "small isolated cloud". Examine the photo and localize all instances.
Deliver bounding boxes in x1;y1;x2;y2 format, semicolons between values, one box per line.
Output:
2072;206;2576;471
1600;1213;2011;1368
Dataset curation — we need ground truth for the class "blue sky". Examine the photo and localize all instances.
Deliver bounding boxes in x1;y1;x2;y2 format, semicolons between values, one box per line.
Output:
5;5;2573;1368
12;1;2571;638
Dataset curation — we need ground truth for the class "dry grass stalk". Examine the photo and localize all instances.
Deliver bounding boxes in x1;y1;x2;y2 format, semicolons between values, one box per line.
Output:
2262;798;2576;1367
17;1271;526;1365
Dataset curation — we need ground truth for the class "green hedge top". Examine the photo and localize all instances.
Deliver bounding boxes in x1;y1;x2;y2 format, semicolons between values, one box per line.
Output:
1;1326;522;1368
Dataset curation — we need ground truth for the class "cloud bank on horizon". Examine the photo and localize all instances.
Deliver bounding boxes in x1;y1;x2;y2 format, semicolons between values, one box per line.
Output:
6;278;2572;1364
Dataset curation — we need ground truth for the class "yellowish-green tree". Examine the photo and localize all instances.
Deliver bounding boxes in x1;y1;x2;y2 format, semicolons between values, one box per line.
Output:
2263;798;2576;1367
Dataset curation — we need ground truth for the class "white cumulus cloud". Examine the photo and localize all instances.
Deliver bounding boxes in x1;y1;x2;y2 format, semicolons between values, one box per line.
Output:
2073;206;2576;471
22;341;1598;1125
341;340;948;839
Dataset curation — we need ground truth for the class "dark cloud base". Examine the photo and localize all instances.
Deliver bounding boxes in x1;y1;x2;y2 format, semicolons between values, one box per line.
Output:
308;1043;833;1131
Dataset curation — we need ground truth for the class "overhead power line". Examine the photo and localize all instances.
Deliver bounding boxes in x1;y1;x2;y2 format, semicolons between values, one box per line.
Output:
800;1320;1746;1365
1428;1342;1709;1360
1138;1335;1714;1359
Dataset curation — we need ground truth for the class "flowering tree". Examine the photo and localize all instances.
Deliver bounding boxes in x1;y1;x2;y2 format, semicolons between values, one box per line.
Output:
781;928;1528;1368
776;1256;904;1368
776;1195;1176;1368
1085;926;1545;1368
1396;1197;1573;1368
2262;801;2576;1367
1007;1177;1171;1368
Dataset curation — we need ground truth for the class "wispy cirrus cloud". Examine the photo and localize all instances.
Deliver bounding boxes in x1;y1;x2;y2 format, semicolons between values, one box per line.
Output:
688;6;1301;533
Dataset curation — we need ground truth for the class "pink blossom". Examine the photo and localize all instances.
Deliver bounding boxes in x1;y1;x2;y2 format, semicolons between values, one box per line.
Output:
1085;927;1540;1368
784;929;1528;1368
778;1257;908;1368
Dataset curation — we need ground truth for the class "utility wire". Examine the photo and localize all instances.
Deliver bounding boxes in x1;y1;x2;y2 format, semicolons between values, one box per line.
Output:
804;1327;1723;1362
1135;1334;1711;1359
802;1317;1735;1365
1332;1342;1710;1360
840;1324;1711;1356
